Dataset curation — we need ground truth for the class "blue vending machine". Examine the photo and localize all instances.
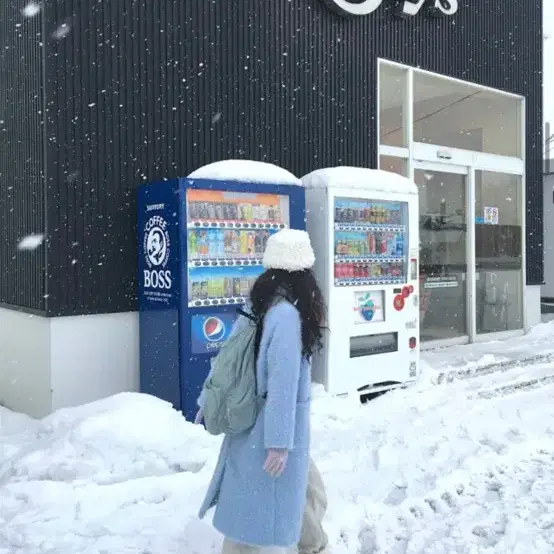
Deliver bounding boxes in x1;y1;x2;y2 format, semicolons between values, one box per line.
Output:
137;178;306;421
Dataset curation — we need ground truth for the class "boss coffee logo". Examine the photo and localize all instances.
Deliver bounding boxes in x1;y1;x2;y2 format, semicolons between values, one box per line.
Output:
321;0;458;17
143;214;172;290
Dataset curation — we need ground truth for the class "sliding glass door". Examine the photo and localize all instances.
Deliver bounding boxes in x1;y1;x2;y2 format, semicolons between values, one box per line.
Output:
414;166;468;342
474;171;523;334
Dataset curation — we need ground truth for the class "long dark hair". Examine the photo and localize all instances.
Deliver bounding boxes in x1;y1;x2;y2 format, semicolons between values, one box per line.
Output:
250;268;326;358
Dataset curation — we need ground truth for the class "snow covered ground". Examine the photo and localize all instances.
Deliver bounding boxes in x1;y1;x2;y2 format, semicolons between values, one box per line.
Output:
421;321;554;384
3;335;554;553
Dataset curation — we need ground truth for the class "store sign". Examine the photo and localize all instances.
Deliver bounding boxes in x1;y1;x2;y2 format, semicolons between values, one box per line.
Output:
321;0;458;17
143;213;172;290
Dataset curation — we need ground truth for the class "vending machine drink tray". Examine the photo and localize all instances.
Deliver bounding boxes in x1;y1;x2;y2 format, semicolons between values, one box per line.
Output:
350;332;398;358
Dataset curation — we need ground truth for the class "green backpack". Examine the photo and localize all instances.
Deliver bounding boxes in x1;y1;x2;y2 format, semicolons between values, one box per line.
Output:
201;308;265;436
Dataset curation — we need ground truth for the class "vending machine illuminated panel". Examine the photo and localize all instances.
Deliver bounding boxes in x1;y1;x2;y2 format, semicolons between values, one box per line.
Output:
186;189;290;308
333;197;408;292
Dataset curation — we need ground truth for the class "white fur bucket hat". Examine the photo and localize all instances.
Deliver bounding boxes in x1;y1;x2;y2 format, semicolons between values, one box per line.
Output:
262;229;315;272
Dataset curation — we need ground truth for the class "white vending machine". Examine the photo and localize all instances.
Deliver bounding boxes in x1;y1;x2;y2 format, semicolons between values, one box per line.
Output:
303;167;420;397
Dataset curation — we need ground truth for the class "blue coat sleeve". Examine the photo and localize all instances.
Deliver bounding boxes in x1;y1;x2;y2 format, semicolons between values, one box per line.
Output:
263;303;302;450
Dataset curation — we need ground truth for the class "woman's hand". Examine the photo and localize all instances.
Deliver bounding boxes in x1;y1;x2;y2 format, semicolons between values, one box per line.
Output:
194;408;204;425
263;448;289;477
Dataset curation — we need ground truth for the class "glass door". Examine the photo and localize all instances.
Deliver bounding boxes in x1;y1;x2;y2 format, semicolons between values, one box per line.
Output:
414;165;469;342
474;171;523;334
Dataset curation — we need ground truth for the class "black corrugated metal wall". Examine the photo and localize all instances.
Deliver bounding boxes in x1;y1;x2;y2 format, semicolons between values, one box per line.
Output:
0;1;46;312
43;0;542;316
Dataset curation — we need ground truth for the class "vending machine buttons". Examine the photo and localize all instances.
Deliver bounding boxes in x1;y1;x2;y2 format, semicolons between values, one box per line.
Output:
393;294;405;311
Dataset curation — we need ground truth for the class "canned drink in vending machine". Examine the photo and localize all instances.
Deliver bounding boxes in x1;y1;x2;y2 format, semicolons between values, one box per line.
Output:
188;231;198;259
223;230;232;258
207;280;215;299
240;231;249;256
198;230;208;258
341;263;349;279
208;229;217;258
199;280;208;299
224;277;233;298
247;232;255;256
254;232;262;255
379;235;388;255
190;280;200;300
233;277;242;297
232;230;241;255
189;202;199;220
239;278;249;297
216;229;225;258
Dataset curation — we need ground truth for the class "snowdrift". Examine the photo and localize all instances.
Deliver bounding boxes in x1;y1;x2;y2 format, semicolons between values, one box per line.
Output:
0;393;220;486
3;374;554;552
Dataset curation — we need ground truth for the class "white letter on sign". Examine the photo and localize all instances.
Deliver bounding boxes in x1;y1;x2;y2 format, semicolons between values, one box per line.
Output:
402;0;458;16
325;0;383;16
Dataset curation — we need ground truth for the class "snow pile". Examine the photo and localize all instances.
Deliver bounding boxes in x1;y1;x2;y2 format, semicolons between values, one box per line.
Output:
311;375;554;553
421;320;554;385
3;369;554;552
0;405;40;461
0;393;220;486
188;160;301;185
302;167;418;195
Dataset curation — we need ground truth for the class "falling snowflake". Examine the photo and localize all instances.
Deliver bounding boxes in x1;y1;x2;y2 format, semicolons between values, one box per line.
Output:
18;234;44;251
52;21;71;40
211;112;222;124
22;2;41;17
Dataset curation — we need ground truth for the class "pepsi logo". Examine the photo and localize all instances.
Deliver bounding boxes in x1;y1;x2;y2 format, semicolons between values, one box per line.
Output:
203;317;226;342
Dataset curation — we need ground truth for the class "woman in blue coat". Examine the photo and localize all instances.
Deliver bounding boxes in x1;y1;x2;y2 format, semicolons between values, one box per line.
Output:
197;229;326;553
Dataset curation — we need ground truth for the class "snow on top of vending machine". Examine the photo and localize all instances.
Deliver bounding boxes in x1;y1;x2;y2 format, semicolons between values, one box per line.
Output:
301;167;418;195
187;160;301;186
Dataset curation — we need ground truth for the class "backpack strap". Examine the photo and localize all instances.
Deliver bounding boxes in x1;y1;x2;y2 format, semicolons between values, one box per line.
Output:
237;307;264;360
236;307;257;323
236;307;266;399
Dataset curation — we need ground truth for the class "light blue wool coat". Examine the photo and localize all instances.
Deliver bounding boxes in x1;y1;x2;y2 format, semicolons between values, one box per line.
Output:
198;299;311;548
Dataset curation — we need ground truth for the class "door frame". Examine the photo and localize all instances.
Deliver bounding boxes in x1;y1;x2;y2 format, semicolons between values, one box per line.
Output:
413;160;526;347
471;168;526;343
414;161;474;349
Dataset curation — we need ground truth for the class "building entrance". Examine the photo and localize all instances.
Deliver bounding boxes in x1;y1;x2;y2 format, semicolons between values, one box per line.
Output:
378;60;526;346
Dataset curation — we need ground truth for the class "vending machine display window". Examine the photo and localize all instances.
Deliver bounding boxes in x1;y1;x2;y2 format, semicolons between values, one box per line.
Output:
334;197;409;287
186;189;290;307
